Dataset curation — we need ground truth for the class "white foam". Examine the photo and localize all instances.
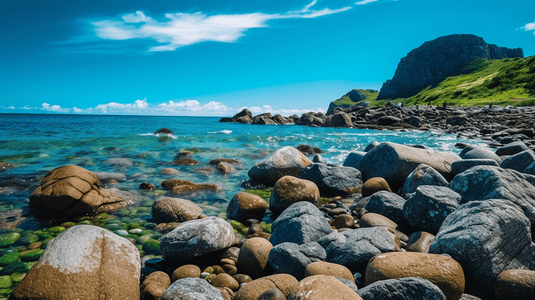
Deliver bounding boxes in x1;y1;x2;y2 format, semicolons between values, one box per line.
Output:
207;130;232;134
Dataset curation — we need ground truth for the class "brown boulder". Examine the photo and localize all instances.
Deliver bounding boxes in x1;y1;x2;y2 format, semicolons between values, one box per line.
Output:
217;161;236;174
160;168;179;175
226;192;268;222
270;176;320;215
11;225;140;300
305;261;355;283
360;212;398;229
172;158;199;165
331;214;355;229
29;165;127;216
210;158;242;165
361;177;392;197
237;237;273;278
140;271;171;300
151;196;203;223
495;269;535;300
288;275;363;300
211;273;240;291
161;179;219;196
407;231;435;253
172;264;201;281
365;252;465;300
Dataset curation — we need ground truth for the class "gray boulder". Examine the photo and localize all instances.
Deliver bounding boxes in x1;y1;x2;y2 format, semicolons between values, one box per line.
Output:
451;159;499;175
400;164;448;196
324;112;353;128
364;191;407;228
160;217;236;264
429;199;535;299
268;242;326;280
317;227;400;272
248;146;312;186
93;171;127;182
343;151;366;170
357;277;446;300
269;202;334;247
359;142;460;191
151;196;203;223
448;165;535;224
299;163;362;196
495;141;529;156
161;277;224;300
403;186;461;234
461;147;502;164
500;150;535;172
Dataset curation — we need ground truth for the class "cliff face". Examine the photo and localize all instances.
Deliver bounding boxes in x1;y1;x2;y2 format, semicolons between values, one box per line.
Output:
377;34;524;100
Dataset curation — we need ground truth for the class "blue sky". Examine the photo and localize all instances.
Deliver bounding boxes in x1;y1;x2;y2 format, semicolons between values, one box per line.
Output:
1;0;534;116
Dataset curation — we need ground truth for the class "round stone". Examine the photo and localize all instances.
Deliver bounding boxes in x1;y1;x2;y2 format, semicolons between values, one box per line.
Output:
361;177;392;197
172;265;201;281
237;237;273;278
211;273;240;291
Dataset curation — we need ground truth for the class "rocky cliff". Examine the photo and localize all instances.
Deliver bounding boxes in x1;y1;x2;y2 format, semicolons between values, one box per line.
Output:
377;34;524;100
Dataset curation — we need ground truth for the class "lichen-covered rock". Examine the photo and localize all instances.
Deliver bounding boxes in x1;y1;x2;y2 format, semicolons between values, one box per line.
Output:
11;225;140;300
268;242;326;280
357;277;446;300
288;275;363;300
160;217;236;264
270;176;320;215
365;252;465;300
429;199;535;299
161;277;224;300
299;163;362;196
151;196;203;223
400;164;448;196
248;146;312;186
269;202;334;247
29;165;127;216
226;192;267;222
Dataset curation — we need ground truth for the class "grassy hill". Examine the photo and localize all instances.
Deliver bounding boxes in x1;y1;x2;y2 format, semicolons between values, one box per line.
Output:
332;89;379;106
366;55;535;107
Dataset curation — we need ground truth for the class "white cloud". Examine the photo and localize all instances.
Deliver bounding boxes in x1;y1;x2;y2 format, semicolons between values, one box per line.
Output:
91;1;351;52
355;0;379;5
8;106;14;109
157;100;231;115
239;105;324;116
524;20;535;32
95;98;148;113
41;103;71;113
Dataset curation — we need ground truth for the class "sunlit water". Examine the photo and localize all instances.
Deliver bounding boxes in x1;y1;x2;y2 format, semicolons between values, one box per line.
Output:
0;113;478;230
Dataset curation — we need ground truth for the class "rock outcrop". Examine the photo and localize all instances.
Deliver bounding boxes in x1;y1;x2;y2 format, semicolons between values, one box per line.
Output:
378;34;523;100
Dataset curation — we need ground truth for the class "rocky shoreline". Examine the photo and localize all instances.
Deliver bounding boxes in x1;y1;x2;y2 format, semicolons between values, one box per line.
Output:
220;104;535;150
3;118;535;299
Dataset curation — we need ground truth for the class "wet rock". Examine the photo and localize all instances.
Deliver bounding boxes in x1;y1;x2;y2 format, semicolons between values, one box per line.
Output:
288;275;363;300
495;141;529;156
359;142;460;191
93;171;127;181
29;165;127;216
161;277;224;300
400;164;448;196
172;264;201;281
312;154;323;163
217;162;236;174
366;252;465;300
160;217;236;264
299;163;362;196
403;185;461;234
305;261;354;283
155;128;174;135
269;202;334;247
406;231;435;253
235;274;297;300
141;271;171;300
11;225;140;300
226;192;268;222
461;147;502;164
270;176;320;215
343;151;366;170
450;159;499;175
160;168;179;175
0;162;14;172
268;242;326;280
495;269;535;300
161;179;219;196
210;158;242;165
172;158;199;165
429;199;535;299
317;227;400;272
361;177;392;197
359;212;398;230
140;182;156;190
103;157;133;167
211;273;240;291
237;237;273;278
448;165;535;224
151;196;203;223
364;191;407;227
248;146;312;187
357;277;446;300
500;150;535;172
296;144;323;155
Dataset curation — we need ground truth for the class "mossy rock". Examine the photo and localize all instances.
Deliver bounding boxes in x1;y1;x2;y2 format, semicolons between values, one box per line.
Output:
0;275;12;288
76;220;93;225
0;253;20;267
142;239;161;255
19;249;44;262
0;262;31;276
19;234;39;246
60;222;76;228
10;272;25;283
0;233;21;248
42;237;54;248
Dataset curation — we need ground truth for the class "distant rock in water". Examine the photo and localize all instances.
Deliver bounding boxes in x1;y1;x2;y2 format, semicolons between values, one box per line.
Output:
377;34;524;100
154;128;174;135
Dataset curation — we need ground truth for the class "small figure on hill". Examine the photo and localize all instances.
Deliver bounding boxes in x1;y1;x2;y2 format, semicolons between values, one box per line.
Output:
489;103;493;109
415;105;419;110
442;101;447;108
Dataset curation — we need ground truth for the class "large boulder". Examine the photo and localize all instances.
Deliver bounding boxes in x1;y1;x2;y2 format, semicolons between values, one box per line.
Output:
299;163;362;196
359;142;460;191
500;150;535;172
317;227;400;273
429;199;535;299
461;147;502;164
343;151;367;170
357;277;446;300
234;274;297;300
495;269;535;300
268;242;326;280
248;146;312;186
269;202;334;247
270;176;320;215
29;165;127;216
287;275;363;300
11;225;140;300
324;112;353;128
161;277;224;300
365;252;465;300
364;191;407;228
495;141;529;156
450;159;499;176
151;196;203;223
237;237;273;278
226;192;267;222
448;166;535;224
403;186;461;234
160;217;236;264
400;164;448;196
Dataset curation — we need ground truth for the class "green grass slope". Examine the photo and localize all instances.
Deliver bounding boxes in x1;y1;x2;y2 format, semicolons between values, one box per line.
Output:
332;89;379;106
367;55;535;107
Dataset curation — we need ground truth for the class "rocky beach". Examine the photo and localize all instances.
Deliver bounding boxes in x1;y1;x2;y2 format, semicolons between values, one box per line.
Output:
1;107;535;299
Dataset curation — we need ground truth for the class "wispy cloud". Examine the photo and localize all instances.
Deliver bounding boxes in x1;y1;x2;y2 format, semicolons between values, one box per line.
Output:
90;1;351;52
42;103;71;113
524;20;535;33
355;0;379;5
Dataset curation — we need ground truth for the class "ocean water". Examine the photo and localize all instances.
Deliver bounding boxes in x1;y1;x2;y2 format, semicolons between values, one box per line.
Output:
0;113;475;230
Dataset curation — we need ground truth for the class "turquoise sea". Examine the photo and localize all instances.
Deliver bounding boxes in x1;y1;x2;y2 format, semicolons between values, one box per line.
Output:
0;113;473;229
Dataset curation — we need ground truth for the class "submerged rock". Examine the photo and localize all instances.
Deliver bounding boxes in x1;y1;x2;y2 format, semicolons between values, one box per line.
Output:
151;196;203;223
248;146;312;187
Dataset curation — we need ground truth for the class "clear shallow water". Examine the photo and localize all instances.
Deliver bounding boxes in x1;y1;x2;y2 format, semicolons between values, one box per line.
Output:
0;113;476;228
